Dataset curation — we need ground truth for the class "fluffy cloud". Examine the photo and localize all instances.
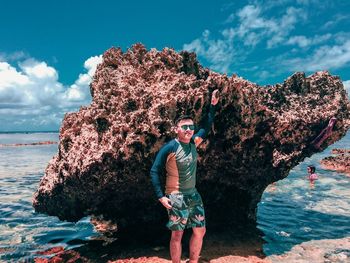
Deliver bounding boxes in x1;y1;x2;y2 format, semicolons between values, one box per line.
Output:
0;55;102;131
286;34;332;48
183;1;349;84
285;40;350;71
322;14;349;30
235;5;306;48
183;30;236;73
64;55;102;103
0;51;28;62
183;3;307;74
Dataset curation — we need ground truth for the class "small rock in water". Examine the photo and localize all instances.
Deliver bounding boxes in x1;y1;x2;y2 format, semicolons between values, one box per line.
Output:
321;148;350;176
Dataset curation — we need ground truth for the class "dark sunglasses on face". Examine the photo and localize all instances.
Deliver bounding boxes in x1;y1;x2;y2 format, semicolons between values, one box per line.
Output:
181;124;195;131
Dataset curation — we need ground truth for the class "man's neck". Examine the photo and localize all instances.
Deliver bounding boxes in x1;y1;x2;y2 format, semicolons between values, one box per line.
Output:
177;137;190;144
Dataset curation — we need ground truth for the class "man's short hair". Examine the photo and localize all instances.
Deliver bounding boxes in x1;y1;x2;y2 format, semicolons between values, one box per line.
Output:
175;115;193;125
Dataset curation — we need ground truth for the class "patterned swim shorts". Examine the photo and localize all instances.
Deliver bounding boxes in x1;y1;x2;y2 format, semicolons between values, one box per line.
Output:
166;189;205;231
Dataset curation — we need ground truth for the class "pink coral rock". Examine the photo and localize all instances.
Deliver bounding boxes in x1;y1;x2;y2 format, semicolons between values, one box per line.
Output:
33;44;350;232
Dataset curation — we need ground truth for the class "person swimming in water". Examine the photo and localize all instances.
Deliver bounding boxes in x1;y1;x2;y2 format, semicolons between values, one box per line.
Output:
307;165;318;181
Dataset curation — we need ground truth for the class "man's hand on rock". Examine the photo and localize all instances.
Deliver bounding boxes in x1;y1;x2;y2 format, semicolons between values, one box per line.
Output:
159;196;172;209
211;89;220;106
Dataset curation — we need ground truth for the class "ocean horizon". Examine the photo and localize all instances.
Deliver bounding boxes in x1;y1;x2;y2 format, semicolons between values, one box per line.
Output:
0;131;59;134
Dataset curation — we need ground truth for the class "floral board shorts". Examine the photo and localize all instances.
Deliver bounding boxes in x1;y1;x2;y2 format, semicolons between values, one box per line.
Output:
166;189;205;231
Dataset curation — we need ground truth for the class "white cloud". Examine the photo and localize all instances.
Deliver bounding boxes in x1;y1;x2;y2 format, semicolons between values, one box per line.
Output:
0;55;102;131
183;3;307;74
267;7;307;48
20;60;57;79
183;1;350;85
286;34;332;48
183;30;236;73
234;5;306;48
0;62;29;88
287;36;310;48
237;5;273;37
321;14;349;30
0;51;28;62
63;55;102;103
0;59;64;107
334;32;350;45
84;55;102;76
224;13;235;24
236;5;278;46
286;40;350;71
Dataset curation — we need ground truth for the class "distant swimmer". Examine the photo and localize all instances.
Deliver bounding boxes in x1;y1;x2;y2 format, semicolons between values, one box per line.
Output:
307;165;318;182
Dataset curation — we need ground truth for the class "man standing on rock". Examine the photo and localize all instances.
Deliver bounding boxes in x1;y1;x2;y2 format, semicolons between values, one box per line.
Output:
150;90;219;263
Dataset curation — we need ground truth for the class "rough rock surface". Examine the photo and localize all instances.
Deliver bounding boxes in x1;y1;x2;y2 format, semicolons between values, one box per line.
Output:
33;44;350;231
34;246;90;263
321;148;350;175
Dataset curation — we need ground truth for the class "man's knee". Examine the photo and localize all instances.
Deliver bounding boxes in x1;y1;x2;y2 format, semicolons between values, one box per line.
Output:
192;227;206;238
171;230;184;243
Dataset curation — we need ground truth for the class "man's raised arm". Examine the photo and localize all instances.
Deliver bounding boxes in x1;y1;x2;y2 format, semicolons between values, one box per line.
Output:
193;90;220;146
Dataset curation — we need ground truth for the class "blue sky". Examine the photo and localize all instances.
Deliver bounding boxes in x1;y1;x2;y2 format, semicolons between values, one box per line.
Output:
0;0;349;131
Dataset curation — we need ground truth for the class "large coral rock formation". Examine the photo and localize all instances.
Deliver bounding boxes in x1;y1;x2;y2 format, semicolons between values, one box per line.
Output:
33;44;350;231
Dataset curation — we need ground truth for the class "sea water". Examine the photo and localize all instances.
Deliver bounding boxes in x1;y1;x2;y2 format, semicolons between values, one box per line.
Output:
0;133;97;262
0;132;349;261
258;131;350;255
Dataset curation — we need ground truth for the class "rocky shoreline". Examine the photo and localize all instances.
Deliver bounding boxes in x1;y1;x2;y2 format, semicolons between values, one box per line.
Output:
33;235;350;263
34;225;267;263
320;148;350;175
0;141;57;147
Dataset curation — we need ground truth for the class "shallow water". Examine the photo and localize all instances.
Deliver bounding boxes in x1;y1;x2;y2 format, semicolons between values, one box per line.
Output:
0;132;349;261
257;131;350;255
0;133;97;262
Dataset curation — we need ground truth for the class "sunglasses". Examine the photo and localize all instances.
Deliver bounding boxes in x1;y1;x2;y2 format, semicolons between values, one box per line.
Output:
180;124;195;131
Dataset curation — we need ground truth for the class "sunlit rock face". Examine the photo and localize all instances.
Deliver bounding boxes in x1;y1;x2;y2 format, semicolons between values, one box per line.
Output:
33;44;350;231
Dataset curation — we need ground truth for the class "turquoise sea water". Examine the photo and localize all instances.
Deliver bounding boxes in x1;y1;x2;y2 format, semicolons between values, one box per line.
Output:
0;132;349;261
258;131;350;255
0;133;97;262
